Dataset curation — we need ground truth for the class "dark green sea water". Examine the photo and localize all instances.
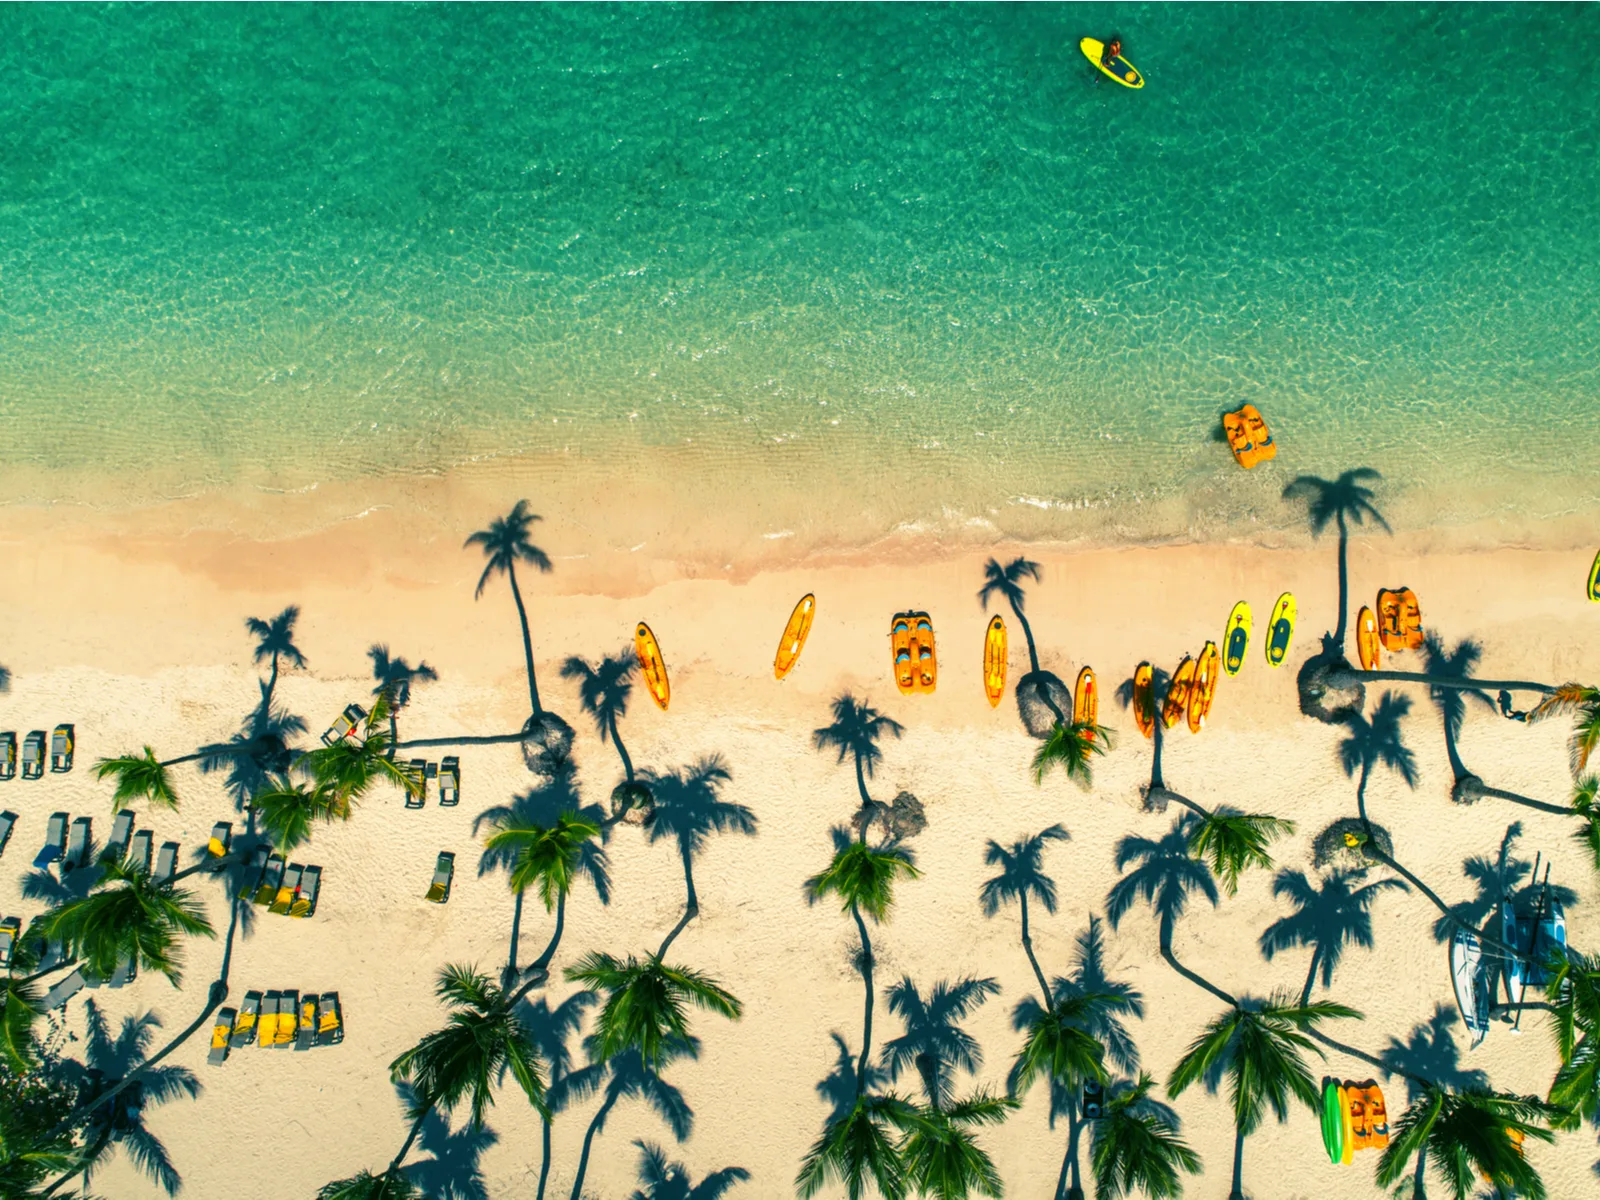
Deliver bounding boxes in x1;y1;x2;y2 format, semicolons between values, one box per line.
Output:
1;3;1597;541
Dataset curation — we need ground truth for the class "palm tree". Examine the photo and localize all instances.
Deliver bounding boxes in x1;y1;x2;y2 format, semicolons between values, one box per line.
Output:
899;1087;1015;1200
483;811;606;985
1089;1073;1201;1200
94;748;180;812
1280;469;1389;650
316;1170;422;1200
1571;774;1600;875
565;953;741;1072
979;824;1070;1003
43;1000;199;1197
368;645;438;750
1258;867;1409;1004
565;1041;695;1200
643;756;756;956
1031;720;1111;790
385;965;548;1178
979;556;1069;730
1168;992;1357;1200
251;780;340;852
1544;948;1600;1127
245;604;307;708
879;976;1000;1111
630;1139;749;1200
299;696;421;813
796;1090;926;1200
1375;1087;1556;1199
1531;682;1600;779
522;991;600;1200
562;649;649;815
814;693;905;812
41;860;213;987
464;499;554;718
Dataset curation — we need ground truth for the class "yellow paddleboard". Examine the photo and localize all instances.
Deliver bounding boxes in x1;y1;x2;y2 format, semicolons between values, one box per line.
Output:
983;615;1007;708
635;622;671;710
1339;1084;1355;1165
1223;601;1250;677
1188;641;1219;733
1356;605;1380;671
1080;38;1144;88
1073;666;1098;735
1132;662;1154;739
1588;548;1600;602
1161;655;1196;730
1265;593;1296;668
774;594;816;680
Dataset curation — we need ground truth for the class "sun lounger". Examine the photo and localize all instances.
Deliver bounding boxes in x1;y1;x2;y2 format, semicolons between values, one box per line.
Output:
0;917;20;968
290;865;320;918
23;916;63;972
296;993;318;1050
128;829;154;874
0;732;15;780
425;851;454;904
405;759;428;809
154;840;179;882
317;993;344;1045
209;1009;236;1065
232;991;262;1048
0;810;15;857
438;757;460;806
50;724;75;773
33;812;68;870
257;991;281;1048
253;853;285;905
270;864;304;914
103;811;135;863
21;731;45;780
64;817;92;871
107;953;136;988
207;821;232;858
275;989;299;1047
320;703;367;747
42;968;87;1011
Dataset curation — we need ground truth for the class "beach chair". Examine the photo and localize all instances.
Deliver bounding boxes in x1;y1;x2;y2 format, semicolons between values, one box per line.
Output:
207;821;232;858
438;757;460;806
0;917;20;968
209;1009;236;1065
33;812;68;870
275;989;299;1047
0;733;15;780
102;811;135;863
317;993;344;1045
270;864;304;914
21;731;45;780
290;865;320;918
42;968;87;1011
425;851;455;904
253;853;285;905
0;810;15;858
64;817;92;871
257;991;281;1048
50;725;75;773
107;953;137;988
23;916;63;973
232;991;262;1048
296;993;318;1050
154;840;179;882
405;759;428;809
128;829;154;875
320;703;367;747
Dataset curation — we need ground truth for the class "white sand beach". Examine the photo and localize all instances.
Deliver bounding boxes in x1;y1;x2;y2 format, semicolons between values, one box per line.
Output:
2;492;1597;1200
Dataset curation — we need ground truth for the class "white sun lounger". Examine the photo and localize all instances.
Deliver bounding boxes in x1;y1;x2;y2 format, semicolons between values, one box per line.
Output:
33;812;67;870
439;757;460;806
0;732;15;780
64;817;92;871
103;811;135;863
20;731;45;780
50;724;75;773
154;840;179;882
0;810;15;857
128;829;154;874
42;968;87;1011
107;953;137;988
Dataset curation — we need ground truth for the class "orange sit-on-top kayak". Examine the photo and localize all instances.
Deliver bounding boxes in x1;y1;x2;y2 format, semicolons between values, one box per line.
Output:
774;594;816;680
982;616;1007;707
1161;655;1196;730
1187;641;1219;733
1356;605;1380;671
1131;663;1155;739
635;622;671;710
1073;666;1097;737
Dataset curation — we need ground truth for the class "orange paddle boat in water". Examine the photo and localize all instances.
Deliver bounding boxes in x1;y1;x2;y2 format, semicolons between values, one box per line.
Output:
1376;587;1423;652
1222;404;1277;469
982;616;1007;707
635;622;670;710
1161;655;1196;730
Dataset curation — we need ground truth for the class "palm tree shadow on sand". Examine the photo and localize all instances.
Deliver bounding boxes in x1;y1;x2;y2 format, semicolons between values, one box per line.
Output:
391;1083;497;1200
815;1030;890;1123
1427;823;1579;946
628;1139;749;1200
813;692;926;840
1380;1005;1490;1105
979;556;1071;738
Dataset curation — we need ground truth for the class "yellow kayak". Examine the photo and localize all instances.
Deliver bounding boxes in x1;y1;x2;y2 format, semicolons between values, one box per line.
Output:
983;615;1007;708
1080;38;1144;88
774;594;816;680
635;622;671;710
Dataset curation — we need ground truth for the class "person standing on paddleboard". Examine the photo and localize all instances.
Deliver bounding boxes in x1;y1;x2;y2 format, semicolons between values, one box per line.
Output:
1101;36;1123;69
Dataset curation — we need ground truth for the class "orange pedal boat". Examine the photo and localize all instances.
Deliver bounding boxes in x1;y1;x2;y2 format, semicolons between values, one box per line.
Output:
891;610;937;694
982;616;1007;707
1222;404;1277;469
635;622;670;710
1375;587;1423;652
1187;641;1219;733
774;594;816;680
1161;655;1197;730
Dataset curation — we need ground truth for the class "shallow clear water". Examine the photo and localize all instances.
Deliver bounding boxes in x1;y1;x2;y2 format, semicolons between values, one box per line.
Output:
1;4;1596;542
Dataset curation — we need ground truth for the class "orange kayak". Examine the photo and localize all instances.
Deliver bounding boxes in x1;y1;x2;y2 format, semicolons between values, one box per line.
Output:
774;594;816;680
1073;666;1097;735
1356;605;1380;671
1222;404;1277;469
982;615;1007;707
1132;663;1154;739
634;622;671;710
1187;641;1219;733
1376;587;1423;652
1161;655;1196;730
912;612;937;692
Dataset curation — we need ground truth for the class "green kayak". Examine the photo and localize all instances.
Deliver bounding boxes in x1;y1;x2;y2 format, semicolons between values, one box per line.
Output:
1321;1079;1345;1164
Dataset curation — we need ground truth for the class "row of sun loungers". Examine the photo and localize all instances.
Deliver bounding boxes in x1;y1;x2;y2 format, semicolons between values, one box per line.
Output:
0;725;75;780
404;756;461;809
210;990;344;1062
248;847;322;917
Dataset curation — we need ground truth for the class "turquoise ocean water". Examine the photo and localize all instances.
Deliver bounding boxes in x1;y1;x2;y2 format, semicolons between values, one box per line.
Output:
1;4;1597;544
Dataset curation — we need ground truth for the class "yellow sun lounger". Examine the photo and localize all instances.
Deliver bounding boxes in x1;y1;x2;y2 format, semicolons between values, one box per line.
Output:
274;989;299;1047
232;991;261;1048
425;851;454;904
296;994;318;1050
269;864;304;915
317;993;344;1045
257;991;281;1048
289;865;320;918
207;821;232;858
253;854;285;906
208;1009;235;1065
